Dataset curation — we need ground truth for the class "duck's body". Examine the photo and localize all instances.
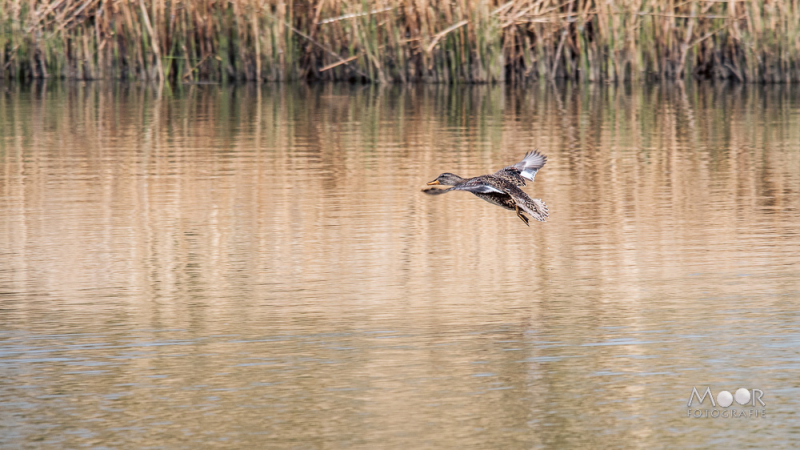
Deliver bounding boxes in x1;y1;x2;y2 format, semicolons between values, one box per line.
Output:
423;151;549;226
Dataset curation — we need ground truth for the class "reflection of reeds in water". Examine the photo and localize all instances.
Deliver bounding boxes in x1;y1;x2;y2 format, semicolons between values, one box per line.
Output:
2;1;800;83
2;82;799;310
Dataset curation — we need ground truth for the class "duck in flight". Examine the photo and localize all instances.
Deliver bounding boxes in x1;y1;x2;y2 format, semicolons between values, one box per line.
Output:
423;151;549;226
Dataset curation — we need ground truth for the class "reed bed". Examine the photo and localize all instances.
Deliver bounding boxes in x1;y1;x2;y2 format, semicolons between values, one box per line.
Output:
2;0;800;83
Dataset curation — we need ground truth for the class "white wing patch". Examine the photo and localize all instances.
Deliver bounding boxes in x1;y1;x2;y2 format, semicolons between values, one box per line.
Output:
467;185;505;194
520;167;540;182
513;150;547;181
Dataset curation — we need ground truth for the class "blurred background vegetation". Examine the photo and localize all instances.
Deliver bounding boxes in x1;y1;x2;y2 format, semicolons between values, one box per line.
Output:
1;0;799;83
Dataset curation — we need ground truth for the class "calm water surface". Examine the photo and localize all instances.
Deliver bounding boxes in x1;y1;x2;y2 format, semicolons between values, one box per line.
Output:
1;82;799;448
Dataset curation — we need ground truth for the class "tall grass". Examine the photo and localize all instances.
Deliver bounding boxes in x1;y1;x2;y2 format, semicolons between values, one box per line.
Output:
2;0;800;83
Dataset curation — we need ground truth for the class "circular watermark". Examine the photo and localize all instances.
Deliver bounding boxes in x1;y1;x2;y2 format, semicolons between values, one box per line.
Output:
716;390;733;407
735;388;751;405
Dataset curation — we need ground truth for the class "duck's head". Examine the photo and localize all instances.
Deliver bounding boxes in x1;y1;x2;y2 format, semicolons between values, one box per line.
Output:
427;173;464;186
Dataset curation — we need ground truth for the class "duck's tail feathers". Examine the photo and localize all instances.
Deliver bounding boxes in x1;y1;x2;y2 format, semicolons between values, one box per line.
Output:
520;198;549;222
422;187;454;195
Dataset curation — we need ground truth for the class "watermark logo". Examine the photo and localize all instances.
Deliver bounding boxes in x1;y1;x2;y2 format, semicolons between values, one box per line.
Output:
687;387;766;418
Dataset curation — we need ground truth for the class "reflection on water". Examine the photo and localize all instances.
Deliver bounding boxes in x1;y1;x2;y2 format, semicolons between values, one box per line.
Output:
1;82;799;448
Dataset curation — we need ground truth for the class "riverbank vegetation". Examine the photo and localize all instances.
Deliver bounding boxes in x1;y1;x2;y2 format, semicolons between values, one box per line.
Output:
2;0;799;83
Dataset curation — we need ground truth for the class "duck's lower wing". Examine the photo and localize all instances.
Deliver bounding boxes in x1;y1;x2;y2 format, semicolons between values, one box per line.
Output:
422;187;453;195
424;181;507;198
453;183;505;194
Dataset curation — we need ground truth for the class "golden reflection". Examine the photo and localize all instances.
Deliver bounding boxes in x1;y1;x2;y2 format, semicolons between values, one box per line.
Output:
0;82;798;448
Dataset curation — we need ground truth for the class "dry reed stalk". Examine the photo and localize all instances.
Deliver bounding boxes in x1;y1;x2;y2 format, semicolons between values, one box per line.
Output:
138;0;164;81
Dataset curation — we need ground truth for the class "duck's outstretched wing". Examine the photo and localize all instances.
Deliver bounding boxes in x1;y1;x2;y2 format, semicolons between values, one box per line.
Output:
424;186;503;195
494;150;547;186
453;184;505;194
423;176;505;195
422;187;453;195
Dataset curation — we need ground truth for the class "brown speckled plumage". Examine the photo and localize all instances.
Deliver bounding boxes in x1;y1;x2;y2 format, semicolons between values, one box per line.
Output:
423;151;549;226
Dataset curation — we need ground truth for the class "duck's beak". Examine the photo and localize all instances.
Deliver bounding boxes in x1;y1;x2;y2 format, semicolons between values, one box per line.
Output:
427;180;440;185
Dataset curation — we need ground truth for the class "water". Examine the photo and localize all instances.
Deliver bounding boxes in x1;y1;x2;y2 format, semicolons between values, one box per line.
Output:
1;82;799;448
